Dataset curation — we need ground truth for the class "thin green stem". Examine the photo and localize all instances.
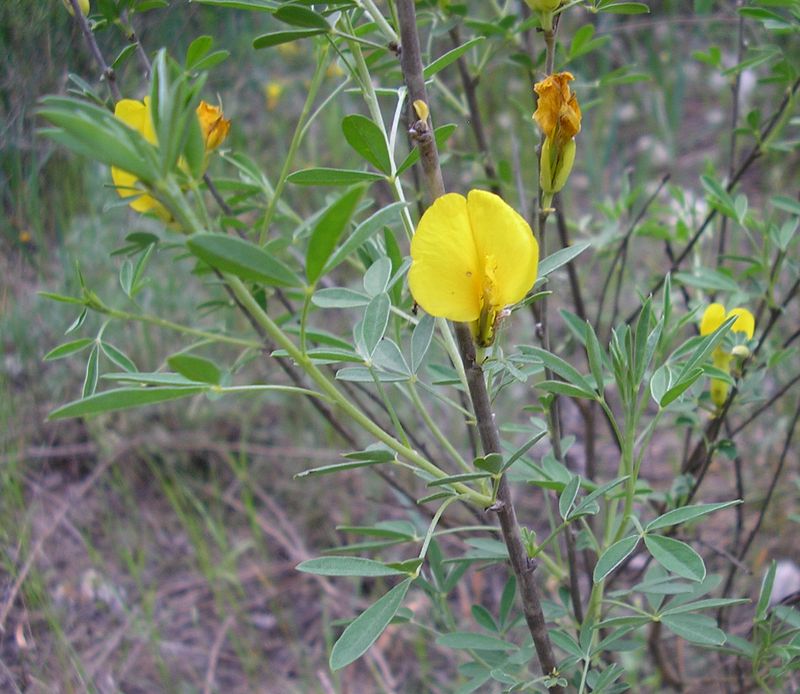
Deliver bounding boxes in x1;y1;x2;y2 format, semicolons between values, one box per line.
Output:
225;274;492;506
101;307;262;350
257;43;331;245
407;381;472;473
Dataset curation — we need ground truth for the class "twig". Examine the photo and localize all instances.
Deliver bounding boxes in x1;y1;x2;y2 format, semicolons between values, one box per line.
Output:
396;1;561;684
716;6;745;263
595;174;670;336
626;76;800;325
67;0;121;102
448;26;500;195
203;615;235;694
0;455;115;630
720;398;800;600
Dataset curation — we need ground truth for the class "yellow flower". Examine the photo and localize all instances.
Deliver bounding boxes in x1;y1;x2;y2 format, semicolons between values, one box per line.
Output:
700;302;755;408
264;82;284;111
196;101;231;151
533;72;581;201
409;190;539;347
61;0;90;16
111;98;230;219
111;97;170;219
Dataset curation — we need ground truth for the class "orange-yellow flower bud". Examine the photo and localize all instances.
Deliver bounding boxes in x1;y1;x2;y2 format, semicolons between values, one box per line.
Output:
196;101;231;151
533;72;581;146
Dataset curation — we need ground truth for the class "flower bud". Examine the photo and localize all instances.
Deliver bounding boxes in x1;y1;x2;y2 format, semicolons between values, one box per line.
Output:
524;0;562;11
61;0;90;16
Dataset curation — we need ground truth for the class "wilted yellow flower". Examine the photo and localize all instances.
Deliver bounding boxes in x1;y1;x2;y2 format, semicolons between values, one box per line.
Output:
264;82;283;111
61;0;90;16
533;72;581;202
700;303;755;408
196;101;231;151
112;97;230;218
409;190;539;347
534;72;581;143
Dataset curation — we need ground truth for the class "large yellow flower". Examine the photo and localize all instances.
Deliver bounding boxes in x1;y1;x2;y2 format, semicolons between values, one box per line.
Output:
409;190;539;347
700;302;755;408
111;98;230;219
533;72;581;200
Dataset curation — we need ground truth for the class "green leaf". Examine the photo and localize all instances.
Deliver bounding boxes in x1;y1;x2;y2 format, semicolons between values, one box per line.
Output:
594;535;640;583
423;37;485;78
111;44;138;70
537;241;591;279
312;288;370;309
363;257;392;297
82;345;99;398
294;458;392;478
755;560;777;621
396;123;457;175
772;195;800;216
473;453;504;475
342;115;391;175
311;287;370;308
274;3;330;29
187;234;301;287
44;338;94;361
644;535;705;582
427;472;492;488
570;476;628;520
550;630;584;658
195;0;278;8
661;613;725;646
306;187;364;283
167;354;222;385
252;28;327;49
186;35;213;69
324;202;406;276
360;292;390;358
521;346;595;394
411;314;435;374
584;321;606;395
536;380;596;399
287;168;386;186
559;475;581;520
48;386;207;420
436;631;518;651
330;579;412;670
101;372;202;386
597;2;650;13
296;557;404;577
100;342;137;373
646;500;741;531
659;366;704;407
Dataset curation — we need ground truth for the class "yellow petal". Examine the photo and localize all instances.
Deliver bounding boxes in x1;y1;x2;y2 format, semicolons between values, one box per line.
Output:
728;307;755;339
466;190;539;308
114;97;156;144
700;303;726;336
409;194;481;321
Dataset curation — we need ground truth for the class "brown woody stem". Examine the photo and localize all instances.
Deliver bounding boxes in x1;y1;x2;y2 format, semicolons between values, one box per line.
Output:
396;0;562;685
